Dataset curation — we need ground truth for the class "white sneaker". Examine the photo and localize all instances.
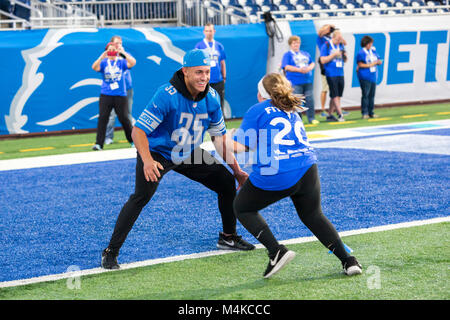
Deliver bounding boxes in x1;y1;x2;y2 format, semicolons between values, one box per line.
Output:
263;245;296;279
342;256;363;276
92;144;102;151
338;115;345;122
105;138;114;145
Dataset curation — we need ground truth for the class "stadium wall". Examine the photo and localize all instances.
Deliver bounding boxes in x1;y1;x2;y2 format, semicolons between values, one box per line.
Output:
0;24;268;135
267;16;450;110
1;16;449;136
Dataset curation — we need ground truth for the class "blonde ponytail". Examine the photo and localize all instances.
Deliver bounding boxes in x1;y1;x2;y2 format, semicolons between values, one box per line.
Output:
262;73;304;112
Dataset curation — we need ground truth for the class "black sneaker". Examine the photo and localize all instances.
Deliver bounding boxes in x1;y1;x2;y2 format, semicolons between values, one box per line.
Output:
217;232;255;251
264;245;296;279
326;114;338;122
92;144;102;151
342;256;362;276
101;248;120;270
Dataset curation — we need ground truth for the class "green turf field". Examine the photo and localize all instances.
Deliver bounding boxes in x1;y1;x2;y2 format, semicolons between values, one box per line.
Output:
0;103;449;160
0;102;448;302
1;223;448;300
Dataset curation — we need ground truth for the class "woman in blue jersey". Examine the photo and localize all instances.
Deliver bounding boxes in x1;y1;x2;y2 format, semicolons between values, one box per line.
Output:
91;42;136;150
232;73;362;278
356;36;383;119
281;35;318;124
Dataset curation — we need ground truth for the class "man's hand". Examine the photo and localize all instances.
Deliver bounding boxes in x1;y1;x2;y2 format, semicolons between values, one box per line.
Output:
234;170;249;190
143;159;164;182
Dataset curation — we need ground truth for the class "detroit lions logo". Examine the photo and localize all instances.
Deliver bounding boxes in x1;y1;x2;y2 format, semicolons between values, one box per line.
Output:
4;28;186;134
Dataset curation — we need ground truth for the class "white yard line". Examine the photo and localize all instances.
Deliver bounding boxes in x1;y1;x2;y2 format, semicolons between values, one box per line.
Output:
1;216;448;288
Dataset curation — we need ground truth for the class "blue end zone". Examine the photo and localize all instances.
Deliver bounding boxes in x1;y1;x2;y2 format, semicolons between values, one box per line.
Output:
0;146;449;282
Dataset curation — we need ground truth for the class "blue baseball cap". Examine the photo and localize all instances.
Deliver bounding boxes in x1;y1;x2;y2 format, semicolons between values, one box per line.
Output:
183;49;211;67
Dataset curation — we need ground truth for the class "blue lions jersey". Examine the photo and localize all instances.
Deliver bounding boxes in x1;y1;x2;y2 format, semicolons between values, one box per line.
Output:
135;83;226;163
99;58;128;96
233;100;317;191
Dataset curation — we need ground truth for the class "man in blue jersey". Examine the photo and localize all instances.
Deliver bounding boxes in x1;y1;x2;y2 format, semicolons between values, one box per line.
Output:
105;35;135;145
91;42;135;150
231;73;362;278
101;49;254;270
195;23;227;116
320;29;347;122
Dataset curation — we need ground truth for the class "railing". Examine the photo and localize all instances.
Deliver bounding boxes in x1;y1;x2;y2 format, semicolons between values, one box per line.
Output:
256;4;450;21
29;0;97;28
51;0;179;26
182;0;250;26
0;8;31;30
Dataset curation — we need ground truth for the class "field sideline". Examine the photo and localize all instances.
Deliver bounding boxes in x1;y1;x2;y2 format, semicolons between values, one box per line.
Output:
0;103;449;300
1;103;449;160
1;222;448;300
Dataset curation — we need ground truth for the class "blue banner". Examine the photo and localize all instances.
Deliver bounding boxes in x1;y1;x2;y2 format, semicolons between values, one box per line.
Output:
0;25;268;135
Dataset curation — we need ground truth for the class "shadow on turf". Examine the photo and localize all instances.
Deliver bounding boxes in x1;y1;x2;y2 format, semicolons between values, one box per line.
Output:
130;270;348;300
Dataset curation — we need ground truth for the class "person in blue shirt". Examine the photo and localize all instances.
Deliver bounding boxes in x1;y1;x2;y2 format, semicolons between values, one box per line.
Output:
320;30;347;122
101;49;255;270
356;36;383;119
231;73;362;278
105;35;135;145
281;35;318;125
317;24;333;118
91;42;136;150
195;23;227;116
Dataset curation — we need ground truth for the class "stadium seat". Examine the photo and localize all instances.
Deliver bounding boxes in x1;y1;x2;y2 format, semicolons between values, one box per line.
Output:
254;0;272;6
248;14;258;22
279;3;297;10
378;0;392;6
244;3;262;14
227;0;244;8
329;2;345;9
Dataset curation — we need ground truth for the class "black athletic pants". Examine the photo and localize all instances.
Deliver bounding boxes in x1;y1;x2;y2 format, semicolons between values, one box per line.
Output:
234;164;350;261
96;94;133;147
107;148;238;252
